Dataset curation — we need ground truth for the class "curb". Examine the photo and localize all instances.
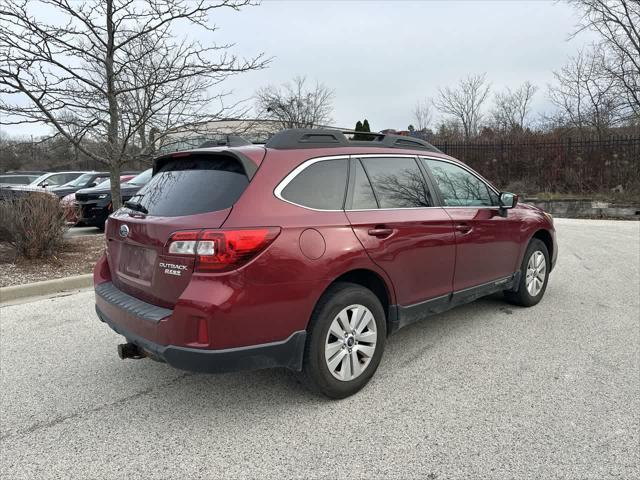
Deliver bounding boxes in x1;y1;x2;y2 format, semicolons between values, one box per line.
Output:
0;274;93;304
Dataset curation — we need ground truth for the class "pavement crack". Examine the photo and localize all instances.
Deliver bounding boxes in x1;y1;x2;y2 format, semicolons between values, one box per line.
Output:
1;372;194;442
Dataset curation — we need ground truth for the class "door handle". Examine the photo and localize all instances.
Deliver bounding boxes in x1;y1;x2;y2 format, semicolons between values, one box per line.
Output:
367;228;394;238
455;223;473;234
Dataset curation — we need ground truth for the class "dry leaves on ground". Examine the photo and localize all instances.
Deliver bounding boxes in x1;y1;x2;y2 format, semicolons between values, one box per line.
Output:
0;235;104;287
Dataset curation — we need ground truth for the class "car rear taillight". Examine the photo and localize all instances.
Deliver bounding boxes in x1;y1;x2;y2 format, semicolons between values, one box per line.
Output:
167;230;200;255
165;228;280;272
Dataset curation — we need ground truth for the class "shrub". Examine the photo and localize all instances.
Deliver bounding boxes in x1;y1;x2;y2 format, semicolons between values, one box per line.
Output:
0;192;69;259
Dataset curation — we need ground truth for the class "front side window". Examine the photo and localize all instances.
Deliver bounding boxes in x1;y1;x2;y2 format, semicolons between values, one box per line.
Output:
423;159;496;207
360;157;433;208
42;174;67;186
280;159;348;210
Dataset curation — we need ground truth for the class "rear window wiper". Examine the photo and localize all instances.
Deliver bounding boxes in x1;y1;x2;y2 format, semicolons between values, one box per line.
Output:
124;200;148;214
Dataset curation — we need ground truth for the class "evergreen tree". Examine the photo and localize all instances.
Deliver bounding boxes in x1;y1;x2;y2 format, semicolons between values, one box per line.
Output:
355;121;363;132
362;119;371;132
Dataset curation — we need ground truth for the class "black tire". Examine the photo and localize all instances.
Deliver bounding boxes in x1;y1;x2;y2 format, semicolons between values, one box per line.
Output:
505;238;550;307
300;282;386;399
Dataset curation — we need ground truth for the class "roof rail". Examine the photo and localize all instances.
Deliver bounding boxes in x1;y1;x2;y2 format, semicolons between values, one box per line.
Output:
265;128;441;153
198;135;253;148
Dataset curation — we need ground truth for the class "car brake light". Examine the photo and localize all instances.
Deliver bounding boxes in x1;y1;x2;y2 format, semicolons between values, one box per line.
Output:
165;228;280;272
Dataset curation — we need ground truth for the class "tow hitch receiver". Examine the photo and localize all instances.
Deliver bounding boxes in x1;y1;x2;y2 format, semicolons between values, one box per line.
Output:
117;343;146;360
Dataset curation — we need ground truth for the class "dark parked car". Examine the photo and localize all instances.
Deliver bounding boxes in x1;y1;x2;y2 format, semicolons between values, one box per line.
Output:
62;174;139;225
76;169;151;229
94;129;557;398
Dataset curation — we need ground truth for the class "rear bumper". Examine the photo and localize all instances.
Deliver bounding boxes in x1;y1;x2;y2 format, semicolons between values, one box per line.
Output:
95;282;306;373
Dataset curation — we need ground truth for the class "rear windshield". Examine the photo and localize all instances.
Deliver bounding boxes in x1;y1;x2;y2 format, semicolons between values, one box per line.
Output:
127;156;249;216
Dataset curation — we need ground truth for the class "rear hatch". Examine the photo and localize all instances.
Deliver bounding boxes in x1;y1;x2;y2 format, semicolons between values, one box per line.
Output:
105;153;253;308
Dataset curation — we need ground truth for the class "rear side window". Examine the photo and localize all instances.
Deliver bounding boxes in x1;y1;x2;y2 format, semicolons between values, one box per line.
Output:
129;156;248;216
280;159;348;210
360;157;433;208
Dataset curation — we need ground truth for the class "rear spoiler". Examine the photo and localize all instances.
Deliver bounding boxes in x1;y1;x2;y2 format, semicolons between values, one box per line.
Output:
152;150;259;180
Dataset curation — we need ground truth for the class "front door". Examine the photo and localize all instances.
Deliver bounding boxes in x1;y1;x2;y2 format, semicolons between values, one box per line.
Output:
345;156;456;307
421;158;521;291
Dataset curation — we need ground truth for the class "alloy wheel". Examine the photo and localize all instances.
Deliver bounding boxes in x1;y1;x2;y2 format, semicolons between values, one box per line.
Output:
324;304;378;381
526;250;546;296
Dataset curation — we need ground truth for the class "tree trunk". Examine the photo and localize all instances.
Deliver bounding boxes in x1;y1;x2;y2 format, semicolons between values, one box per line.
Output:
105;0;121;210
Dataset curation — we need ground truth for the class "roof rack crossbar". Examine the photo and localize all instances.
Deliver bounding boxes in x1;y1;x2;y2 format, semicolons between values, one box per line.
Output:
265;128;440;153
198;135;253;148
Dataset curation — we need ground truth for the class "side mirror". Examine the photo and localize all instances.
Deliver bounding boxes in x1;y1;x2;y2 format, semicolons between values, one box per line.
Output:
87;182;97;188
40;182;49;188
499;192;518;209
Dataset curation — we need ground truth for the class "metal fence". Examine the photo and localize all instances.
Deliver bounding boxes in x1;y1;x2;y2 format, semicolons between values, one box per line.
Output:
433;136;640;194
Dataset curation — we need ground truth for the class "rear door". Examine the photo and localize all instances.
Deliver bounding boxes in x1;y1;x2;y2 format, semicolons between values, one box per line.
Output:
105;154;251;307
421;158;521;291
345;156;456;307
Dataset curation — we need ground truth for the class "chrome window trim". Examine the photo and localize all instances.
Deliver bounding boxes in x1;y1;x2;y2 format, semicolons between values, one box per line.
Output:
273;155;350;212
346;206;440;212
355;154;418;159
273;153;502;212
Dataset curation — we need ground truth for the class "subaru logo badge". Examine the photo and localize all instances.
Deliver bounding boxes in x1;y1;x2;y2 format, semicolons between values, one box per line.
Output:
119;224;129;238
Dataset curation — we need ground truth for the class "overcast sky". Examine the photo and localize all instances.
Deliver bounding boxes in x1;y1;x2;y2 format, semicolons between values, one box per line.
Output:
1;0;597;136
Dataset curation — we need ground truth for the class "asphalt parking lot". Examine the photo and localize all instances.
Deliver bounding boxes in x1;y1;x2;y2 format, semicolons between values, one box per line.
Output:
1;218;638;479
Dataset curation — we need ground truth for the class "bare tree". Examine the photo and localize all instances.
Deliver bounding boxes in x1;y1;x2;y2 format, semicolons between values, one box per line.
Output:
413;98;433;132
435;119;465;143
255;76;334;129
492;81;538;132
434;74;491;140
570;0;640;119
548;48;623;138
0;0;268;208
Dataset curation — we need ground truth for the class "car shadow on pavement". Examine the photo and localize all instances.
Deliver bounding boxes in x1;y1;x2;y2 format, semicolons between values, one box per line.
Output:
104;293;516;413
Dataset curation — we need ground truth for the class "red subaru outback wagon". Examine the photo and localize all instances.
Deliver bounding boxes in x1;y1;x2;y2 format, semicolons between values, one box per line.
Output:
94;129;557;398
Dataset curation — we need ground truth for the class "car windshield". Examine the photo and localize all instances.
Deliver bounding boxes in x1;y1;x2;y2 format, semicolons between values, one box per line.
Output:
64;173;94;187
126;169;152;186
